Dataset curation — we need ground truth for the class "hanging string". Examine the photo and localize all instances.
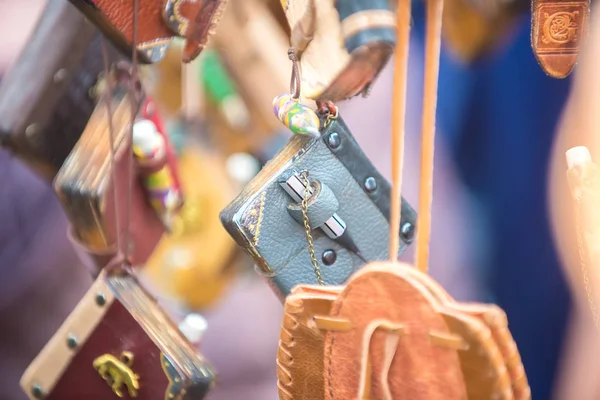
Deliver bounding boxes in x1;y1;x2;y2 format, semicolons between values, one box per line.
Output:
288;47;301;100
124;0;140;266
101;38;123;260
415;0;444;273
389;0;412;261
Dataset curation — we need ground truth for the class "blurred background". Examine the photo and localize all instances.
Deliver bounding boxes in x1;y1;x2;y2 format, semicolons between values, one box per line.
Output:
1;0;599;399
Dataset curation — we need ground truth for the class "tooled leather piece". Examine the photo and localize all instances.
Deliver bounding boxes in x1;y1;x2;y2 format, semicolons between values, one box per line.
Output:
323;263;468;400
531;0;591;78
277;285;342;400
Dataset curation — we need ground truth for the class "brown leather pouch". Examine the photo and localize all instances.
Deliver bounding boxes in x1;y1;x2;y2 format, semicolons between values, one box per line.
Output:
68;0;227;63
54;83;164;270
531;0;591;78
277;262;530;400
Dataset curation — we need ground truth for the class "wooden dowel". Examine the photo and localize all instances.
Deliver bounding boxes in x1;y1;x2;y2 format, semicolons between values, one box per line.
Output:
415;0;444;273
389;0;412;261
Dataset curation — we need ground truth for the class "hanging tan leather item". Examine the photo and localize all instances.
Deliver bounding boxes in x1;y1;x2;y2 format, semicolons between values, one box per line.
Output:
399;265;530;400
322;263;468;400
531;0;591;78
276;263;530;400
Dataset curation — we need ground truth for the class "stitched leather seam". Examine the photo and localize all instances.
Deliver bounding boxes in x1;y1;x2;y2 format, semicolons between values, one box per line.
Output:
491;326;529;398
277;379;293;399
277;308;300;394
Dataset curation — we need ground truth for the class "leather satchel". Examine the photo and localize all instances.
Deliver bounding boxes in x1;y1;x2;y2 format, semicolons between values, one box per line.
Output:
68;0;227;63
220;114;416;300
0;0;123;181
21;271;215;400
277;262;530;400
281;0;395;101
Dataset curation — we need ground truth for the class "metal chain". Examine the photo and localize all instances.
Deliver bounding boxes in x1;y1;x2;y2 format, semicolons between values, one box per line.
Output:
299;171;324;285
575;197;600;330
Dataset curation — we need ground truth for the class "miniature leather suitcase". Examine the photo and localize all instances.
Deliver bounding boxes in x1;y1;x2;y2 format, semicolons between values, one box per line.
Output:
0;0;123;181
54;83;165;269
68;0;227;63
20;272;215;400
220;114;417;299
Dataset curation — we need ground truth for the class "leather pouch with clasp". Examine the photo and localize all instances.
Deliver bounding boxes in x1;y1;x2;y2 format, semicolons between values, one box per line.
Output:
0;0;123;181
68;0;228;63
220;115;416;300
20;272;215;400
54;83;165;270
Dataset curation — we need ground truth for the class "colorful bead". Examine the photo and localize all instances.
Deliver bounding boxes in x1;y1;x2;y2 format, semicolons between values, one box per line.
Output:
272;94;320;137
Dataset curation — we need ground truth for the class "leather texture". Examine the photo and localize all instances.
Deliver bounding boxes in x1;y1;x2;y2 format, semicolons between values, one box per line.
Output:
276;262;530;400
277;285;342;400
324;264;467;400
531;0;590;78
392;266;531;400
68;0;226;63
220;115;416;300
286;181;340;229
281;0;394;101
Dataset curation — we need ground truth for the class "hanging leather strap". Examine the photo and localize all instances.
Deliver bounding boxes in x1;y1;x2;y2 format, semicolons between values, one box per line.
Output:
389;0;412;260
416;0;444;273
